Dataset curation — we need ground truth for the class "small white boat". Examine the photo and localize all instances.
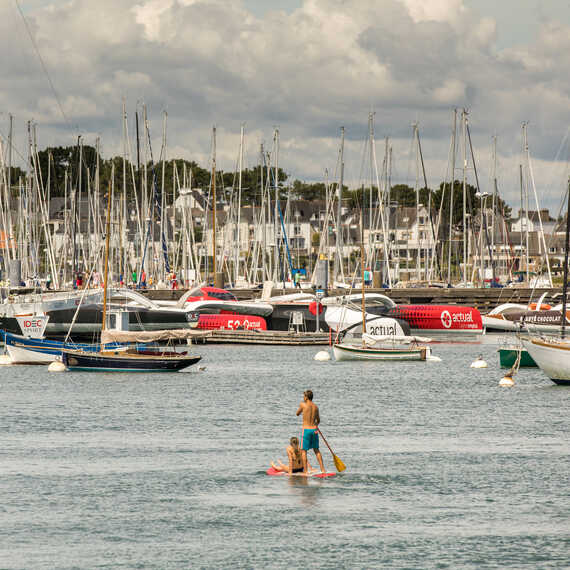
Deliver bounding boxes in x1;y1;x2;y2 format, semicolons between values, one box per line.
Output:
333;334;431;362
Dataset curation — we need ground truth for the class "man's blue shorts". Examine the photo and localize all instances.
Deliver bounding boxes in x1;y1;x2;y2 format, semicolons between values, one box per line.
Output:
301;428;319;451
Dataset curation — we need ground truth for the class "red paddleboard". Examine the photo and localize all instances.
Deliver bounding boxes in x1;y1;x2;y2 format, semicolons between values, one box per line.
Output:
266;467;336;478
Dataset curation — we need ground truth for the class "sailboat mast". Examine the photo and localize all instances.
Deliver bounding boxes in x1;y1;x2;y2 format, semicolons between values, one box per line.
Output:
212;127;217;283
101;184;112;333
448;109;457;284
461;110;468;284
236;124;244;284
336;127;345;283
562;177;570;340
360;210;366;343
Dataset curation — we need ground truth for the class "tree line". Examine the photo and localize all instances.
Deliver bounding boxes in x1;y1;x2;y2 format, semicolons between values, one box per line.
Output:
9;145;512;224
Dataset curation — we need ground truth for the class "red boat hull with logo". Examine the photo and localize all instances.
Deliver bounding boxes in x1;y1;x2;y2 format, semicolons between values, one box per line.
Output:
386;305;482;335
197;314;267;331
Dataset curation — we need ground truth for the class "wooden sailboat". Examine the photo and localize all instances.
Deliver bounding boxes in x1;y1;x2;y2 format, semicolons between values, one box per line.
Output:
61;188;202;372
332;213;432;362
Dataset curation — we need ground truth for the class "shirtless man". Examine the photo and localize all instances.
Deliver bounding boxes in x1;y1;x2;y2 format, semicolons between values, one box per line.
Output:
296;390;326;473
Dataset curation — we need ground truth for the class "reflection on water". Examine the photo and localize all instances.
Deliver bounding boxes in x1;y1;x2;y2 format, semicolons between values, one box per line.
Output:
287;475;324;507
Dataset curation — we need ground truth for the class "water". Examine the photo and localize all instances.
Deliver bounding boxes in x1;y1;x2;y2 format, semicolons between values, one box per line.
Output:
1;337;569;568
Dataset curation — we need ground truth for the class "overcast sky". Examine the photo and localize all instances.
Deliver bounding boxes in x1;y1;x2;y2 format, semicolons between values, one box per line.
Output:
3;0;570;214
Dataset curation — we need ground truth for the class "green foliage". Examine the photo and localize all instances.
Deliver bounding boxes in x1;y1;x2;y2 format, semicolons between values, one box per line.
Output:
34;146;289;205
28;146;512;229
290;180;327;201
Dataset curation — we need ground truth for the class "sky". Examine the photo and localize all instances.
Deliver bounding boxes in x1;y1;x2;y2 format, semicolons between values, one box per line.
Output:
3;0;570;214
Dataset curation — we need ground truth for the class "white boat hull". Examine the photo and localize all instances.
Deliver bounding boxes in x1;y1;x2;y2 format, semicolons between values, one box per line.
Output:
333;343;427;362
521;337;570;384
482;316;519;332
6;344;56;364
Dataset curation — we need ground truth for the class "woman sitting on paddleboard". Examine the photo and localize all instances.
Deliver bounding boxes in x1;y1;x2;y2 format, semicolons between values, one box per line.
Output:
271;437;315;475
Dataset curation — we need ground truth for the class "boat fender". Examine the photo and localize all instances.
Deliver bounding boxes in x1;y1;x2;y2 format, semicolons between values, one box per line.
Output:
314;350;331;361
309;301;323;316
0;354;12;365
48;360;67;372
470;356;488;368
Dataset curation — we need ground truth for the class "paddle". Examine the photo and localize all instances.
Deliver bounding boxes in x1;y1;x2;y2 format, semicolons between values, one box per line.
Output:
317;428;346;472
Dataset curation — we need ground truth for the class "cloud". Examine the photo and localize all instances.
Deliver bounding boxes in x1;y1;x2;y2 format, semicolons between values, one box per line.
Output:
1;0;569;212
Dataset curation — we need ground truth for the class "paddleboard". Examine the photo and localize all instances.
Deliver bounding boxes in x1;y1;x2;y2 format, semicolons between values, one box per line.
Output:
266;467;336;478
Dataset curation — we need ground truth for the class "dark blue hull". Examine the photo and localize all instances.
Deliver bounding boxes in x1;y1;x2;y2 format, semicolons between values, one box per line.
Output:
62;349;201;372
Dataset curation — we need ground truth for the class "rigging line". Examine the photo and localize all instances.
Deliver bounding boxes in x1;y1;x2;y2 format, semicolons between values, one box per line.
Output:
14;0;73;130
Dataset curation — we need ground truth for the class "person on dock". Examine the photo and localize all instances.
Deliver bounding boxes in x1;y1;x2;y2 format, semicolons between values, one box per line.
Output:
294;271;301;289
296;390;326;474
270;436;315;475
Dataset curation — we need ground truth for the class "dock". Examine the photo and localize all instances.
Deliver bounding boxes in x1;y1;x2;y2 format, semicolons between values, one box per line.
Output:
193;329;331;345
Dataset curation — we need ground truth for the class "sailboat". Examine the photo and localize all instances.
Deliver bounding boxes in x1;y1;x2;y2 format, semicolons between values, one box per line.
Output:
521;178;570;385
61;188;202;373
332;213;433;362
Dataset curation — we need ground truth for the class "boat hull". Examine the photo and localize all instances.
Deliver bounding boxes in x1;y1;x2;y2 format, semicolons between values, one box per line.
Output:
2;331;121;364
45;304;192;338
498;348;537;368
333;343;427;361
6;343;55;364
484;310;570;333
521;337;570;384
386;305;482;336
61;349;201;372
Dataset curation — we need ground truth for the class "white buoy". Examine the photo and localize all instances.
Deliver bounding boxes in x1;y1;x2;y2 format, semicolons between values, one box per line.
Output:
314;350;331;361
499;375;515;387
470;355;488;368
48;360;66;372
0;354;12;365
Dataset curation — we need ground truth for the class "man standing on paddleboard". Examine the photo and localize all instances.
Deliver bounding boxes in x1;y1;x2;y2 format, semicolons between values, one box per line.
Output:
296;390;326;474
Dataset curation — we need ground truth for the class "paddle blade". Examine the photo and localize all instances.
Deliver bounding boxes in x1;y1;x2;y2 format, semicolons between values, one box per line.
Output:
333;454;346;472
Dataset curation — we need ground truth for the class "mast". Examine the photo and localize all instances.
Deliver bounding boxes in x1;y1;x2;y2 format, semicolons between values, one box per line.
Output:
101;182;112;333
7;114;12;221
492;135;498;283
212;127;217;282
360;209;366;343
122;102;128;285
260;143;267;282
413;123;421;281
273;129;280;283
519;163;524;278
236;123;244;284
336;127;345;283
447;109;457;285
461;109;468;284
368;113;374;266
561;177;570;340
160;111;167;281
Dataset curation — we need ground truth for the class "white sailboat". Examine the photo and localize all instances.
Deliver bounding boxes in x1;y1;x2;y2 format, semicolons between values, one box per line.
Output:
521;178;570;385
332;215;433;362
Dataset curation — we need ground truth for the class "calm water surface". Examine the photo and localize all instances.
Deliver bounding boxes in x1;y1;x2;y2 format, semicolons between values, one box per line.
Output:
0;336;569;568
